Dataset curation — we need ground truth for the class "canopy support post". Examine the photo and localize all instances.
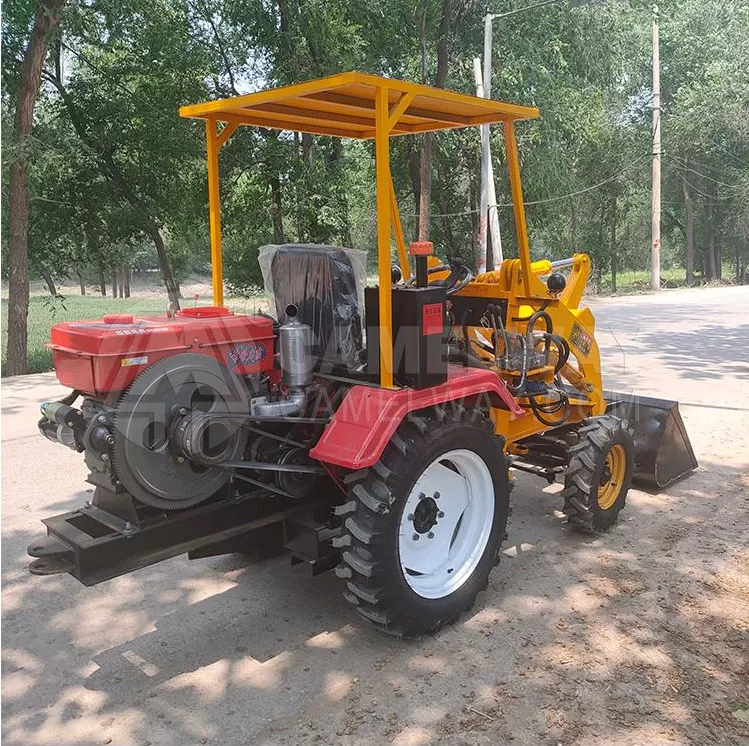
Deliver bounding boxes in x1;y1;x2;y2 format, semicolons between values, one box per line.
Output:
375;86;394;389
503;120;532;296
206;119;224;306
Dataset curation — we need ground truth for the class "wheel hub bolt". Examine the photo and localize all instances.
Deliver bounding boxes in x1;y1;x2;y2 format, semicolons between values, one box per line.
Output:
433;491;440;499
427;532;435;539
437;511;444;518
412;533;419;541
407;513;415;521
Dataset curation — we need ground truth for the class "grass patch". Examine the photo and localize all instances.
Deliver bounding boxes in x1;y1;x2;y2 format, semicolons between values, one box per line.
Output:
597;263;738;294
1;295;170;375
1;294;268;376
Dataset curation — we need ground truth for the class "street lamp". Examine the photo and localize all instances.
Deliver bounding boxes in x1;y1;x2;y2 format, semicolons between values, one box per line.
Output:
477;0;592;273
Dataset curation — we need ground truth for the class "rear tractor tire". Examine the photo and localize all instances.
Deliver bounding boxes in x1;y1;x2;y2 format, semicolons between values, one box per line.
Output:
563;414;635;533
334;407;510;637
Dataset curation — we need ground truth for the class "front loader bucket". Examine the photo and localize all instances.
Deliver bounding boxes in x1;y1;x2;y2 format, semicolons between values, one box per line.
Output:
605;392;698;489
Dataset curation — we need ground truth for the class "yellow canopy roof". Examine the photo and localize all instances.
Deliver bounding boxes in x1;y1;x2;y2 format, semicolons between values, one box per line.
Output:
179;71;539;139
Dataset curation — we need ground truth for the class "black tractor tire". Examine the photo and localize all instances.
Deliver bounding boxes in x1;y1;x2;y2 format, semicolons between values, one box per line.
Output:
562;414;635;533
333;406;510;637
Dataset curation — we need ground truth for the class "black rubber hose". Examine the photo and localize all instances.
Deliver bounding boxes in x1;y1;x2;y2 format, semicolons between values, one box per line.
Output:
534;331;570;374
447;346;491;369
527;389;571;427
525;309;553;361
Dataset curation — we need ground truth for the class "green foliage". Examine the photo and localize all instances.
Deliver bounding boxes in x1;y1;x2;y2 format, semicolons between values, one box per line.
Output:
2;0;747;311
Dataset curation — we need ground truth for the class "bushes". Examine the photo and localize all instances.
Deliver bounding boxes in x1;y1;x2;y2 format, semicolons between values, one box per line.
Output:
223;230;269;297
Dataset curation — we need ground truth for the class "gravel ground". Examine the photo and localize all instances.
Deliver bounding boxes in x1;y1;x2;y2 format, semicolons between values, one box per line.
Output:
2;285;748;746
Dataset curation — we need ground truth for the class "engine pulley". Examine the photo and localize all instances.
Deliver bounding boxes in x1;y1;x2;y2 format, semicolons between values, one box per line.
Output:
173;410;240;466
113;353;249;510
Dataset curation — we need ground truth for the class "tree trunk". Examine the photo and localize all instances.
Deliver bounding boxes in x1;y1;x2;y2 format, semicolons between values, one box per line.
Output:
41;270;58;297
610;194;617;293
736;246;741;283
706;195;717;280
108;162;180;307
417;0;430;241
301;133;313;168
99;270;106;296
715;216;722;280
418;136;432;241
570;198;577;250
416;0;451;243
435;182;457;257
270;174;284;243
681;166;694;285
408;144;421;222
111;268;119;298
48;57;181;309
123;268;130;298
594;201;605;293
6;0;66;376
118;267;125;297
77;269;86;295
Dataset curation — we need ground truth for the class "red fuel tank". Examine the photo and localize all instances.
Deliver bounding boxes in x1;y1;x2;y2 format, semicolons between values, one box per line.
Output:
50;307;275;396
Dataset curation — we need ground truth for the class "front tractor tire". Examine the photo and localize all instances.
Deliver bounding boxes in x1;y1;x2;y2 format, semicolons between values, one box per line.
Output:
563;415;635;533
334;407;509;637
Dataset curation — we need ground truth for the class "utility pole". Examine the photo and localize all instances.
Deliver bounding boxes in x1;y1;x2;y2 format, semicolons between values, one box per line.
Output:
478;0;590;274
651;4;661;291
474;54;502;274
476;49;489;273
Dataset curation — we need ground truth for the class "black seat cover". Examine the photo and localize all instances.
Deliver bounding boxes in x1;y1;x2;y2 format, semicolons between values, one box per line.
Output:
270;244;362;367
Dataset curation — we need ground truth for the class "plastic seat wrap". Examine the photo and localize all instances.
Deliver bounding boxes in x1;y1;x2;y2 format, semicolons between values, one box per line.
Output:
259;244;367;369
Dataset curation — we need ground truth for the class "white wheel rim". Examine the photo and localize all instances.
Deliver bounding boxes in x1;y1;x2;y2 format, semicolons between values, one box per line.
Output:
397;449;494;600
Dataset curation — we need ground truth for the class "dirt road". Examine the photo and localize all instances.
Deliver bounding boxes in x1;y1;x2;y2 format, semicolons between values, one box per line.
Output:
2;285;748;745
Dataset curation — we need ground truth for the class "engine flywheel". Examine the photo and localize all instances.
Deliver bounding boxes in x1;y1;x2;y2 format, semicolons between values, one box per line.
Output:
113;353;249;510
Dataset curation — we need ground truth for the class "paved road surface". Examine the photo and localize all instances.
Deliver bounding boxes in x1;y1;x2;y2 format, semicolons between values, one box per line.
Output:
3;286;748;746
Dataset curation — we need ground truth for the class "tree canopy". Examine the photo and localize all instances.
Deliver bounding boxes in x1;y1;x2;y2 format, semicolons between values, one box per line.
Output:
3;0;748;311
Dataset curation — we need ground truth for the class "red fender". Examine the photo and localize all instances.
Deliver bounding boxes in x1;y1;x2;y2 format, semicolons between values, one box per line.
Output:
309;365;525;470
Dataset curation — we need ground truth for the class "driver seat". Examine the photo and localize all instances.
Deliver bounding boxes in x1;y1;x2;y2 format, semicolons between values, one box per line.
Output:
268;244;363;368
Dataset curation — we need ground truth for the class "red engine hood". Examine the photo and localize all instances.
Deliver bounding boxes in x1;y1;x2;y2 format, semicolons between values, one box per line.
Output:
50;307;275;396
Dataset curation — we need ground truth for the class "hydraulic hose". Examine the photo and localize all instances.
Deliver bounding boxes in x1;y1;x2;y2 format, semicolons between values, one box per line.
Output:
525;309;553;362
534;331;570;375
447;345;491;369
527;389;571;428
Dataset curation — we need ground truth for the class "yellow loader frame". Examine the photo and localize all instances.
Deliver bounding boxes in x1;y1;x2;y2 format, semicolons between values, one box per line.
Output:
180;72;604;445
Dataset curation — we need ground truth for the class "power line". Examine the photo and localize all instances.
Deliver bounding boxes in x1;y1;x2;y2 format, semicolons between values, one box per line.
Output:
668;154;745;192
521;152;651;205
399;152;651;219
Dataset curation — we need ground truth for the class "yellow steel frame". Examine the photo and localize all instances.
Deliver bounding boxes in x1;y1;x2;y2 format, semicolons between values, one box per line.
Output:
180;72;539;389
458;251;605;445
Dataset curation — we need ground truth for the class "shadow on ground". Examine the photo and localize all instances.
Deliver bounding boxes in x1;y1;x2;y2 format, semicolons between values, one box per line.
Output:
2;458;748;746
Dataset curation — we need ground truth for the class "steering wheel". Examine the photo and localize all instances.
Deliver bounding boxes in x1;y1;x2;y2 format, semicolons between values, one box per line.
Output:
406;258;474;296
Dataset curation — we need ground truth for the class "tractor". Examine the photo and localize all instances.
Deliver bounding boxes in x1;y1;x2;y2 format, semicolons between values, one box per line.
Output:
28;73;697;636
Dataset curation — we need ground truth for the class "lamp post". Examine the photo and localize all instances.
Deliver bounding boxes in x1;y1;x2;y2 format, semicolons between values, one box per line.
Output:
478;0;590;273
